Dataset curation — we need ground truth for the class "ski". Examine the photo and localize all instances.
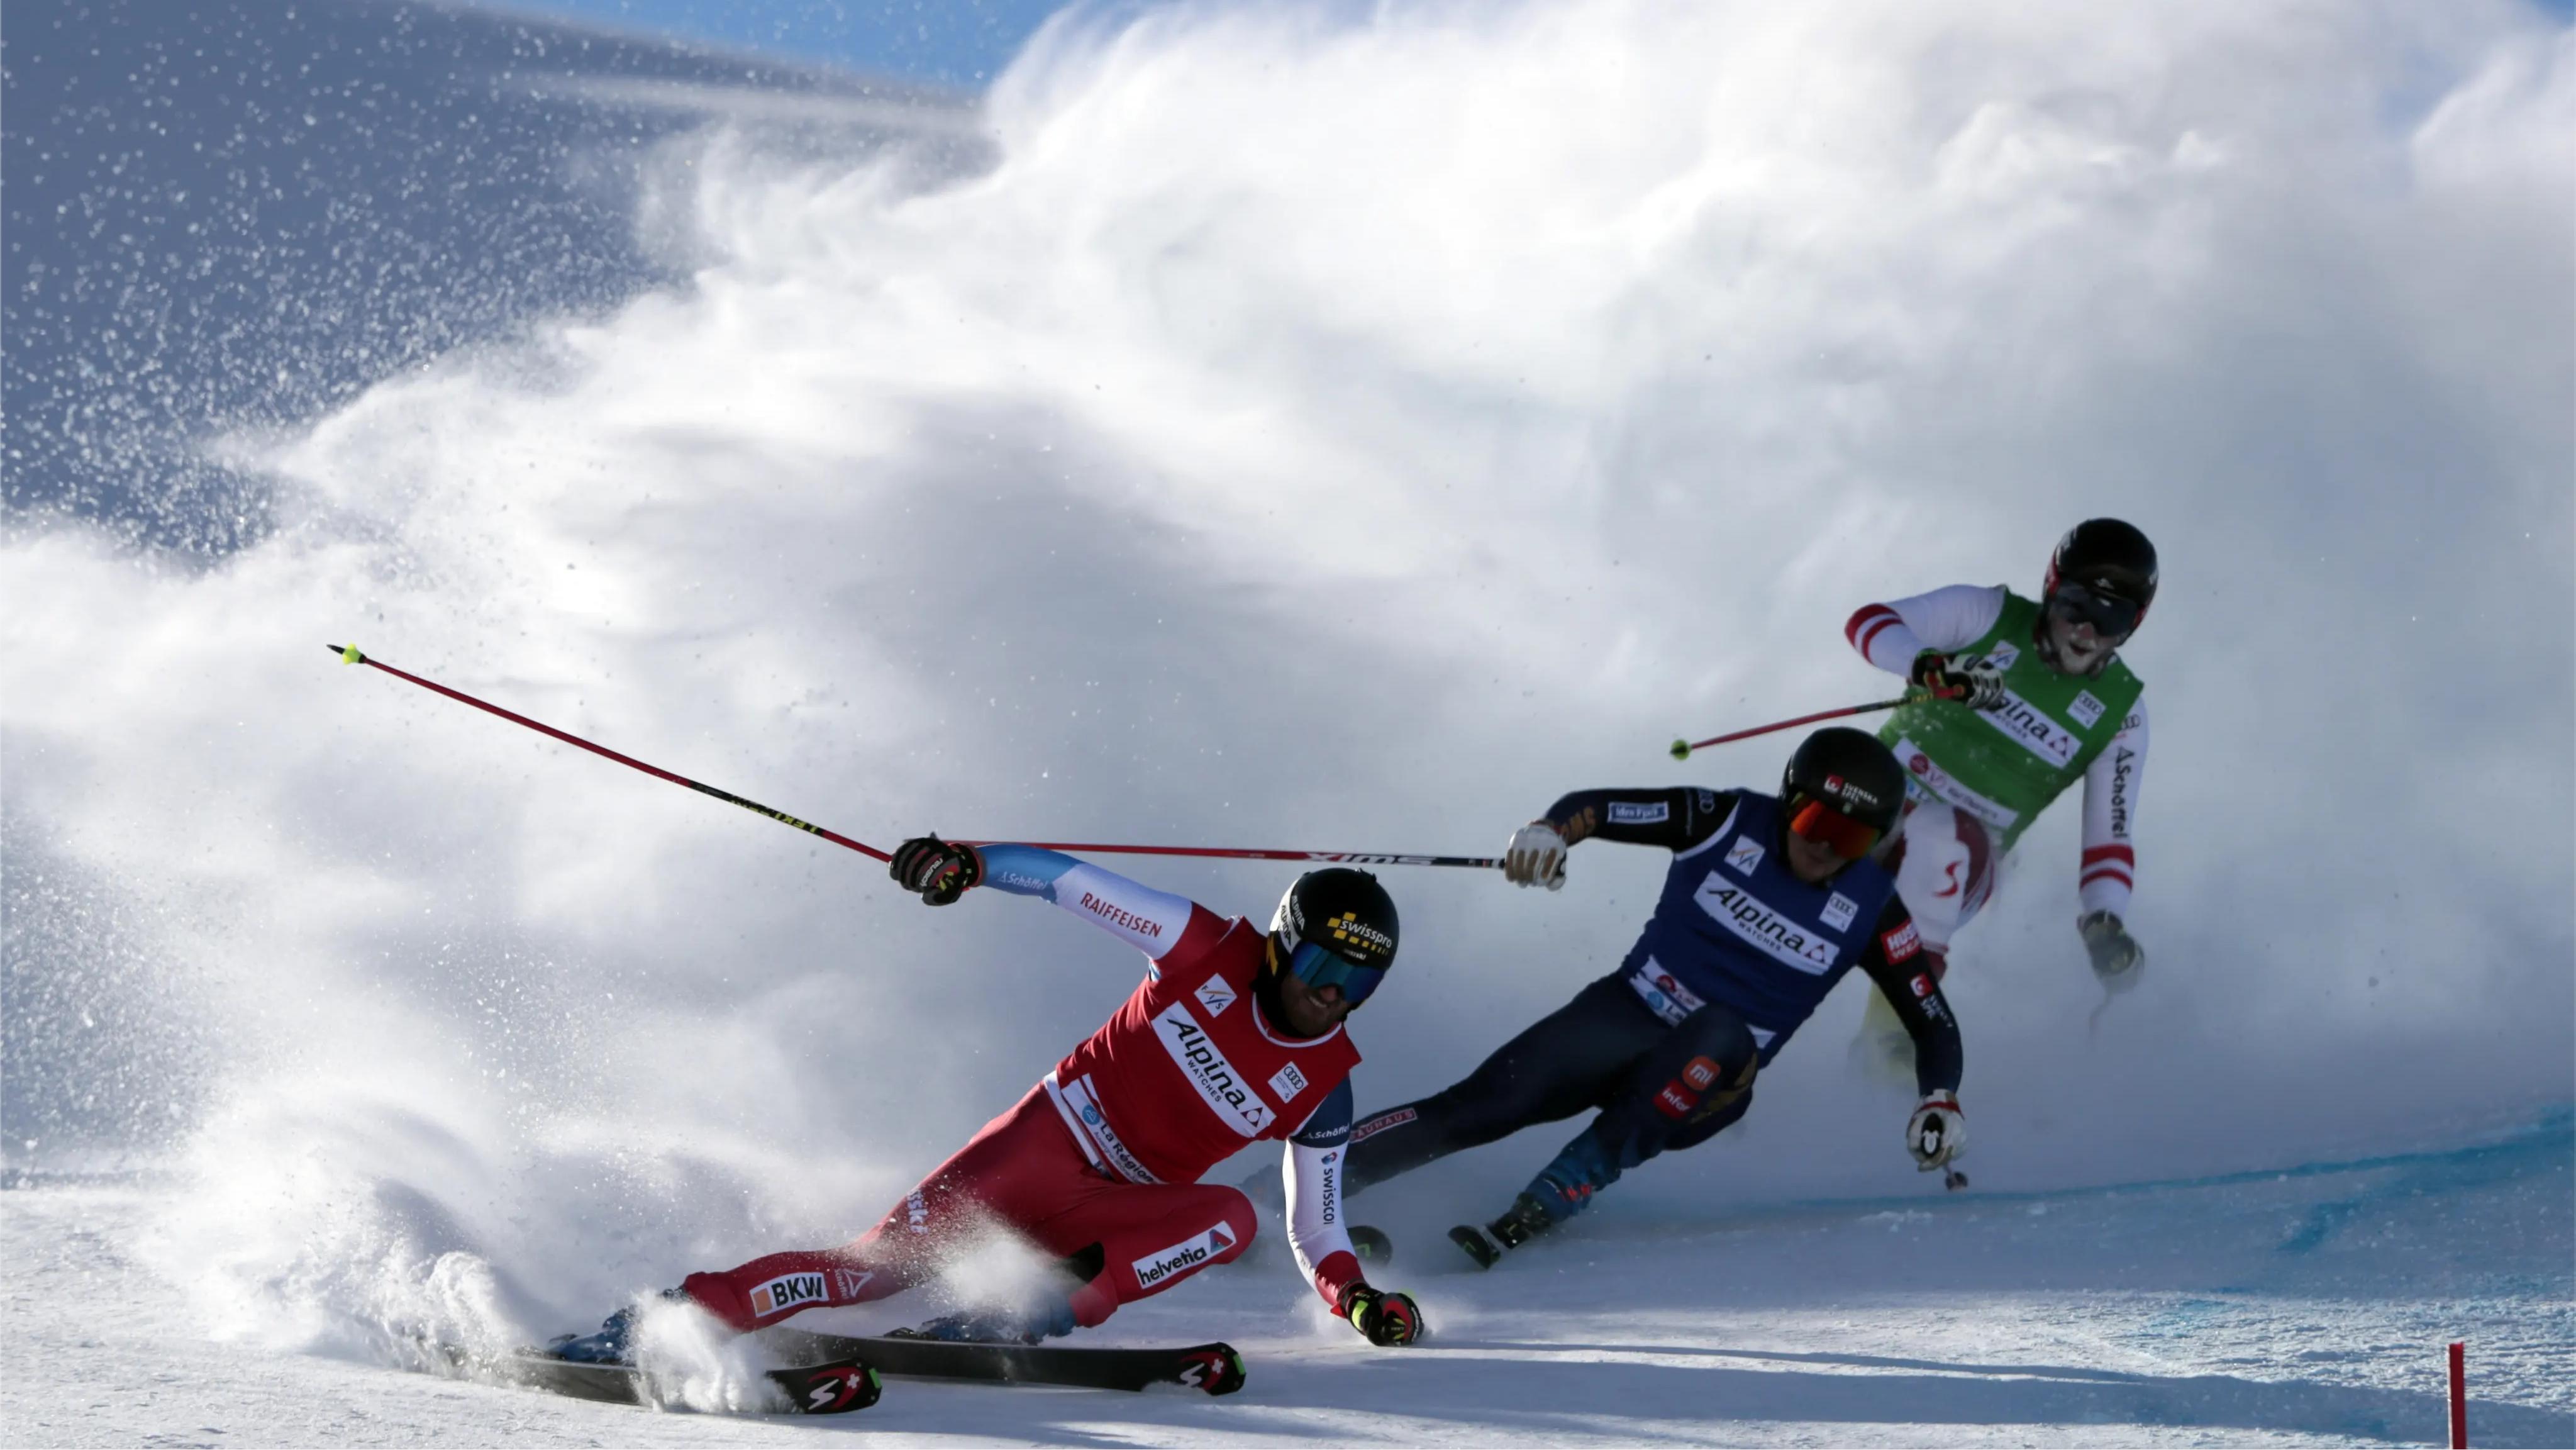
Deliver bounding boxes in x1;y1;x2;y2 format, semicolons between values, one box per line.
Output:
428;1342;880;1415
772;1330;1245;1395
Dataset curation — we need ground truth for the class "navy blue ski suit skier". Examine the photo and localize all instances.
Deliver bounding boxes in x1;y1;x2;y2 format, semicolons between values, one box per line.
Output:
1345;772;1965;1256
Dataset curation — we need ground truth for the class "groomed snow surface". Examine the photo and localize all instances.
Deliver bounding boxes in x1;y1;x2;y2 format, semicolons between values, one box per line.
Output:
9;1117;2568;1446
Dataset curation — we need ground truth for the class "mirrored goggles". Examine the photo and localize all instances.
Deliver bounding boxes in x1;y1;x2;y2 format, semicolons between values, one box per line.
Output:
2048;583;2143;639
1787;796;1882;859
1286;939;1387;1007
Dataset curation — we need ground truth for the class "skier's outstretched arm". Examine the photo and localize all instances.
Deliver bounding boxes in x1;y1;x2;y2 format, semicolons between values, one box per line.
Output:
1855;898;1962;1097
2077;697;2150;988
1855;898;1969;1171
1501;788;1738;890
889;837;1225;967
1284;1082;1421;1346
1845;584;2009;672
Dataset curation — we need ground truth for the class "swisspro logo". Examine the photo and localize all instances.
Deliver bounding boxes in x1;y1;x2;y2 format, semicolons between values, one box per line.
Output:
2067;689;2107;728
1892;736;2019;830
1194;976;1237;1017
750;1272;832;1318
1607;800;1670;824
1153;1003;1274;1135
1132;1223;1236;1290
1821;891;1859;932
1694;875;1836;974
1724;835;1766;876
1325;911;1393;960
1977;690;2081;767
1268;1061;1309;1101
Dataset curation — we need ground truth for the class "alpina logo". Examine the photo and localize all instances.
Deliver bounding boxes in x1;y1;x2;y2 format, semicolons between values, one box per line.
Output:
1694;876;1835;973
1154;1004;1273;1135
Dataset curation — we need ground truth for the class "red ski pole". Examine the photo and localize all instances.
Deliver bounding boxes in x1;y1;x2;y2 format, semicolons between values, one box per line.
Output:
990;841;1500;870
330;645;1501;871
327;644;892;862
1668;694;1916;760
2450;1341;2467;1448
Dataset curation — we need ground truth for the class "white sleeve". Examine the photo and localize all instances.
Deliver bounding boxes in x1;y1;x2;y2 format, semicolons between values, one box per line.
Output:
1044;860;1202;958
2078;694;2148;917
1284;1139;1360;1303
1845;584;2009;672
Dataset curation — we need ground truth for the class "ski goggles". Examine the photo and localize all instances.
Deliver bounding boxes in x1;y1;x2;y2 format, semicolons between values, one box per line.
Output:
1786;796;1883;859
2047;582;2144;639
1285;939;1388;1007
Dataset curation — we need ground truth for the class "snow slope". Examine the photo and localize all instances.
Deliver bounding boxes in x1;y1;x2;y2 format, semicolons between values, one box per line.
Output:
7;1116;2568;1445
4;1;2570;1445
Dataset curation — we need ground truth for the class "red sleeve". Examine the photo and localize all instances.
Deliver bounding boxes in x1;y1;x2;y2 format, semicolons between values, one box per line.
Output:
1149;903;1234;976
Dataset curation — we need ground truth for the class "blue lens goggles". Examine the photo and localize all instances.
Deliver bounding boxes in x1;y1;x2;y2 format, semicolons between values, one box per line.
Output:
1286;939;1387;1007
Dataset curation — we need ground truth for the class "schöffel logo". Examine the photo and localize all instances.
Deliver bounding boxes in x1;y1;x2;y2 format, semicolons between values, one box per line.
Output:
1977;691;2080;767
750;1272;831;1318
1724;835;1765;876
1695;876;1836;974
1153;1004;1274;1135
1882;920;1922;962
1194;976;1237;1017
1607;801;1670;824
1131;1224;1236;1290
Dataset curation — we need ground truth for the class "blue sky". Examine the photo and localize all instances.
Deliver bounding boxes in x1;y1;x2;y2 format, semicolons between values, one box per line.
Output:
502;0;1074;84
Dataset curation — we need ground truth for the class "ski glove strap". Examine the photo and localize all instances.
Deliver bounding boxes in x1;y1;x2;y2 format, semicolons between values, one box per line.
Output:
2079;910;2145;990
1502;822;1568;891
1337;1284;1424;1347
1907;1092;1965;1170
1909;650;2005;710
890;835;982;905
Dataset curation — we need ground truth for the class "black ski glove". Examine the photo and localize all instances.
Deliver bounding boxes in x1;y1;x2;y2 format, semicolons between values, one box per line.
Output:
2079;910;2145;990
1910;650;2005;710
889;835;982;905
1338;1283;1424;1347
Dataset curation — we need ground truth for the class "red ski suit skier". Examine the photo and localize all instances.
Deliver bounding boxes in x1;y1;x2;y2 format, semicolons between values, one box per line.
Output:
681;846;1370;1334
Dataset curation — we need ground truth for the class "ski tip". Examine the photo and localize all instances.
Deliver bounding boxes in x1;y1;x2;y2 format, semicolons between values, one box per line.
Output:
1349;1225;1394;1267
1446;1224;1500;1271
1175;1344;1245;1397
768;1359;881;1415
1668;738;1692;761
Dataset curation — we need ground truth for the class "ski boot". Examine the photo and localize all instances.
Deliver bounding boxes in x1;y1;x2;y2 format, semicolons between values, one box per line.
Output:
1448;1191;1559;1270
546;1304;641;1365
892;1297;1079;1346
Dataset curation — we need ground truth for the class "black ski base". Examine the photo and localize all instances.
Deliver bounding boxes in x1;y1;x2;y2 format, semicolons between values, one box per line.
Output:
1350;1224;1394;1265
776;1330;1245;1396
452;1346;880;1415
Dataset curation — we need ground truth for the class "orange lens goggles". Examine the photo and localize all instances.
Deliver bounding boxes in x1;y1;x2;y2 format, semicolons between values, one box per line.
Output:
1787;798;1882;858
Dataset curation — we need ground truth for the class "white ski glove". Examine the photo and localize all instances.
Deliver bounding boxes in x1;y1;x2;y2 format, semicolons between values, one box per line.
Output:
1906;1092;1966;1170
1502;822;1568;891
2079;910;2145;992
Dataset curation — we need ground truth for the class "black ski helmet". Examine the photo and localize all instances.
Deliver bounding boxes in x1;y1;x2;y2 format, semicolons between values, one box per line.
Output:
1780;727;1906;840
1270;867;1399;1003
2043;518;2158;629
